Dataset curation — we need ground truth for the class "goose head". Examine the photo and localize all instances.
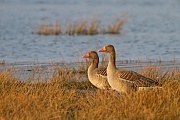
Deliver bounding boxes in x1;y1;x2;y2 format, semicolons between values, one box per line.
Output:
99;44;115;53
82;51;99;60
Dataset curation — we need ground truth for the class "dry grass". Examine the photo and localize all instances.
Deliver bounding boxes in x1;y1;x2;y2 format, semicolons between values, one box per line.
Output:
0;63;180;119
32;17;126;36
32;21;61;35
65;18;100;35
107;17;127;34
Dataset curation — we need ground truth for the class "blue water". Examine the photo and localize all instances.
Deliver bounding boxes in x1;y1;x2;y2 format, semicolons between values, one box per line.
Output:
0;0;180;64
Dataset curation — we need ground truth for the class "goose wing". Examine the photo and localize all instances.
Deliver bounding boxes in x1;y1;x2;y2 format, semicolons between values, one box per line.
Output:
116;70;161;87
94;68;107;78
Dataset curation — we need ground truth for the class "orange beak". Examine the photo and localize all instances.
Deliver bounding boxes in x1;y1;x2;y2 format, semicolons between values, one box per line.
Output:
82;53;89;58
99;46;106;52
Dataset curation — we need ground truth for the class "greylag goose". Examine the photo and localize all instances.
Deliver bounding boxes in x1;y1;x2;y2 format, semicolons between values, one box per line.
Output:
99;44;162;93
82;51;111;90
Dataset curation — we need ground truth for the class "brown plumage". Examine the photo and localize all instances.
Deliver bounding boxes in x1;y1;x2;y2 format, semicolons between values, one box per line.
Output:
82;51;111;89
116;70;161;87
99;44;162;93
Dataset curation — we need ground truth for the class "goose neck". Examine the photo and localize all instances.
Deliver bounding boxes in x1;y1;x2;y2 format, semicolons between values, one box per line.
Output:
108;51;116;69
89;59;98;70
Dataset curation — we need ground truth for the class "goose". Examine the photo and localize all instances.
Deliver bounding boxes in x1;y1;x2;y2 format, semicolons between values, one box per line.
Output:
82;51;111;90
99;44;162;93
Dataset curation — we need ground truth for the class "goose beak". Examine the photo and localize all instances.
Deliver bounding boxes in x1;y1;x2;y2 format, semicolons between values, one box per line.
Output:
82;53;89;58
99;46;106;52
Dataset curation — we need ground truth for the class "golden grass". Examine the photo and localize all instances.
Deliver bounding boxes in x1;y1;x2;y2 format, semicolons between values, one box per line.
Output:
0;63;180;119
32;21;61;35
32;17;126;36
107;17;127;34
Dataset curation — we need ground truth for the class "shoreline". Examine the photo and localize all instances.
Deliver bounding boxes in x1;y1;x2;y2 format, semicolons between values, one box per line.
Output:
1;58;179;82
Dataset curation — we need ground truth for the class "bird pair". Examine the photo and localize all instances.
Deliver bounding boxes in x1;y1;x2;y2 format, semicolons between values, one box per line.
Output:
82;44;162;93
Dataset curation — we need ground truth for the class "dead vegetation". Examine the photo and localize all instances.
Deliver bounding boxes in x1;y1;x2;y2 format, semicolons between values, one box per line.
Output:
32;17;127;36
32;21;61;35
0;62;179;119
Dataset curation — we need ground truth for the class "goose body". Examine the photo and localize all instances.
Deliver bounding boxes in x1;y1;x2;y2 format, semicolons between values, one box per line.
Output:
99;44;162;93
82;51;111;89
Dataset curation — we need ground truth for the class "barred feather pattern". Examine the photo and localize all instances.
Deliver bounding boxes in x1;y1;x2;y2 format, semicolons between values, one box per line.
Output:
116;70;161;87
92;68;111;89
96;68;107;76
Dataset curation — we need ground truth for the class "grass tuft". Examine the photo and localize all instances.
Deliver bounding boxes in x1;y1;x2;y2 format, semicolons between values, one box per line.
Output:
107;17;127;34
32;21;61;35
32;17;126;36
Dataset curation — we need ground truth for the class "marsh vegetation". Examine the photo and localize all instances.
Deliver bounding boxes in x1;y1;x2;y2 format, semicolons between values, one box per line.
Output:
0;61;179;119
32;17;126;35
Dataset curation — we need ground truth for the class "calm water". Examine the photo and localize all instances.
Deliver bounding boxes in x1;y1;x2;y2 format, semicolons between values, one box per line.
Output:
0;0;180;64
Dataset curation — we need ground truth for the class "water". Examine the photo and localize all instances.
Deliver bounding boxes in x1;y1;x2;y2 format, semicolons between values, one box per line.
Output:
0;0;180;64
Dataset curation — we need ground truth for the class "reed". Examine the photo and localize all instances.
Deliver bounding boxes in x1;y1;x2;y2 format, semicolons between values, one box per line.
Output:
107;17;127;34
32;17;125;35
32;21;61;35
67;19;89;35
88;18;100;35
0;62;179;119
65;18;100;35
